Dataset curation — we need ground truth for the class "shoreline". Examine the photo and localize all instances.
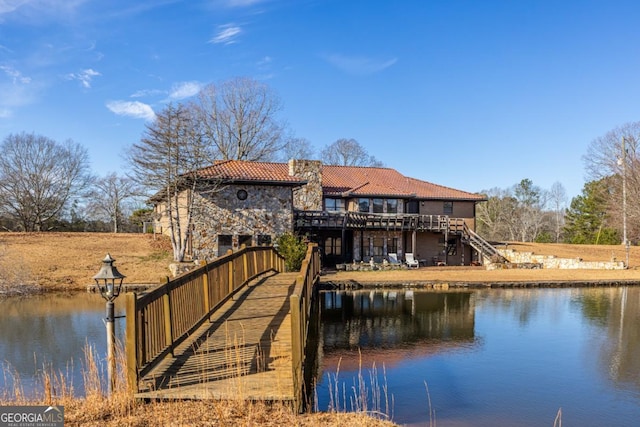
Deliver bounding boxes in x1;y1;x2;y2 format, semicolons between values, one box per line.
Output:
320;278;640;290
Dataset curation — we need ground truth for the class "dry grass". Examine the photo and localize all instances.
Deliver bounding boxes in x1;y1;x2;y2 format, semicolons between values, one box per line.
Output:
0;232;173;291
1;339;398;427
3;233;640;292
325;242;640;284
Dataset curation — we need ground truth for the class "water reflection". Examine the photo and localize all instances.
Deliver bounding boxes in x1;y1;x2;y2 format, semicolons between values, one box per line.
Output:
314;287;640;426
575;287;640;392
0;292;124;397
319;291;477;370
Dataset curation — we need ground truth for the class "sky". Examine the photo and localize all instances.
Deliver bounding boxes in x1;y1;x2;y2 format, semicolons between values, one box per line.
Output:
2;0;640;203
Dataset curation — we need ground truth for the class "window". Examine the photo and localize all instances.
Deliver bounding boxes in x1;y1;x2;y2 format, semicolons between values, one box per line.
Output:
372;198;384;213
443;201;453;215
364;237;372;259
324;237;342;256
387;237;398;254
218;235;233;256
358;198;370;213
238;235;252;248
387;199;398;213
257;235;272;246
406;200;419;214
373;237;384;257
325;198;345;212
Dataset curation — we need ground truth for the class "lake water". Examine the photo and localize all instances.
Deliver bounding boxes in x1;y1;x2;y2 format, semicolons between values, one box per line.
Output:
2;287;639;426
0;292;124;398
313;287;640;426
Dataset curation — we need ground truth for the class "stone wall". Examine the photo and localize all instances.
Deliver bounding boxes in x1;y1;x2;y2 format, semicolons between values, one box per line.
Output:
190;184;294;261
289;159;323;211
497;248;626;270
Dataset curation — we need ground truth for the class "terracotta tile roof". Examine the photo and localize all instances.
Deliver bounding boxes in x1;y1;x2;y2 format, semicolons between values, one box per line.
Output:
194;160;485;200
195;160;303;185
322;165;485;201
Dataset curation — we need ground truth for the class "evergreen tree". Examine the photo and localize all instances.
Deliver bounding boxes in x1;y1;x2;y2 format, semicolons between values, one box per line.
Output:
564;179;619;244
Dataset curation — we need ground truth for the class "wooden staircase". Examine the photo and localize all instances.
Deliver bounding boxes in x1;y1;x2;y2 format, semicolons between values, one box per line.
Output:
450;220;508;264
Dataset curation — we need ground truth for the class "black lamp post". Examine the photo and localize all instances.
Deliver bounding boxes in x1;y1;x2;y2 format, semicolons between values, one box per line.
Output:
93;253;126;393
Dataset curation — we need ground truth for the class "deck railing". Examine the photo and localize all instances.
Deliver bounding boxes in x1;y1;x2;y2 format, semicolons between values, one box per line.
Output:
289;243;321;412
125;246;285;392
294;210;452;232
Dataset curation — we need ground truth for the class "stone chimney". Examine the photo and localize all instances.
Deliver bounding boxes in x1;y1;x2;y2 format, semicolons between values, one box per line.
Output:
289;159;323;211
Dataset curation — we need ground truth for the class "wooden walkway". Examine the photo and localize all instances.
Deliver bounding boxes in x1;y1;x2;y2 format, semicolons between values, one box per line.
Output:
135;272;299;402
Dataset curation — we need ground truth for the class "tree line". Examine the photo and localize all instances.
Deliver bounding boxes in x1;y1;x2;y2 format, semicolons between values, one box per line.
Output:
0;77;381;236
477;120;640;245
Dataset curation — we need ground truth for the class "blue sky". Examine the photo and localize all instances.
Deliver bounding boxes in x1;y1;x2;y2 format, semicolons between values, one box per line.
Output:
2;0;640;202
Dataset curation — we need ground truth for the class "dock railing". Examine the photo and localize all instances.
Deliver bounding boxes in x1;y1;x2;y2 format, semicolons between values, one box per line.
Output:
289;243;321;412
125;246;285;392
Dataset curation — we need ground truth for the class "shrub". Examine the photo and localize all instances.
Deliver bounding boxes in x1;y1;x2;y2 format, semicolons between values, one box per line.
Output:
276;233;307;272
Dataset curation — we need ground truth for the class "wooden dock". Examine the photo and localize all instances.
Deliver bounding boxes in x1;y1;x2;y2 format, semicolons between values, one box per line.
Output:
135;272;299;402
136;273;300;401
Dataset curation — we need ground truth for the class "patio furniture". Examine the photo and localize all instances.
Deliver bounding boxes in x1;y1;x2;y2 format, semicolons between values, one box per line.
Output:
388;253;402;265
405;253;419;269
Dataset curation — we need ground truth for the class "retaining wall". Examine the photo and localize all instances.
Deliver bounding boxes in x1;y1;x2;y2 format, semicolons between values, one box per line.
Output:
496;248;625;270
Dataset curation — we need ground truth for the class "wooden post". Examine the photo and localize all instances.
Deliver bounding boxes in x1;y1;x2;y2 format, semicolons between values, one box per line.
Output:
242;249;249;283
202;268;210;315
227;251;234;294
290;293;302;413
163;290;174;356
125;292;139;393
253;250;258;277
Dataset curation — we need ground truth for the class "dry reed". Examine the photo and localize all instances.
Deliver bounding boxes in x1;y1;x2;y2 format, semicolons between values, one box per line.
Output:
1;327;397;426
324;350;393;423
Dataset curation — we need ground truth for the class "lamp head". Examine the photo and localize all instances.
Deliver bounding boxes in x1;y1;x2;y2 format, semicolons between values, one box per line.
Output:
93;253;126;302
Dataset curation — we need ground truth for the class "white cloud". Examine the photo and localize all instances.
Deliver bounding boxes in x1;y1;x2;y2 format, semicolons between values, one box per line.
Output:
0;0;28;14
257;56;272;67
211;0;268;7
169;81;203;100
106;100;156;121
209;24;242;45
0;64;31;84
0;77;39;117
0;64;34;116
66;68;100;88
225;0;267;6
130;88;165;98
323;53;398;75
0;0;87;20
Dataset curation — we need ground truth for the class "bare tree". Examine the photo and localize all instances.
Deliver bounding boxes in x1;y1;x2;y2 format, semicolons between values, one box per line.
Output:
478;180;557;242
583;121;640;242
512;179;548;242
476;187;517;241
87;173;140;233
193;77;286;161
128;103;211;261
320;138;383;166
0;132;92;231
279;136;315;161
549;181;567;242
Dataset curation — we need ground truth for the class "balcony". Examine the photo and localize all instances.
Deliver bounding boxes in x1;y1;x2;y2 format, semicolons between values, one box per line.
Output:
294;210;458;232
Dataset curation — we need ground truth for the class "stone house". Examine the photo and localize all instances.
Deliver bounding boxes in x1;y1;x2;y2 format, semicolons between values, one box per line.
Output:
152;159;489;266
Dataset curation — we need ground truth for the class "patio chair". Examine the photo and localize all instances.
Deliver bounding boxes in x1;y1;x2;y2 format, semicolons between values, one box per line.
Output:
388;253;401;265
405;253;419;269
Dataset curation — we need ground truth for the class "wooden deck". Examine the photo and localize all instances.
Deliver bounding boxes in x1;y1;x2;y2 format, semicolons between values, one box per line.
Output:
135;272;299;402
